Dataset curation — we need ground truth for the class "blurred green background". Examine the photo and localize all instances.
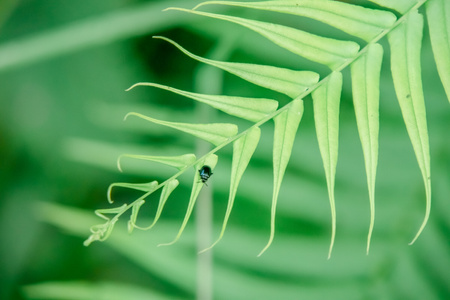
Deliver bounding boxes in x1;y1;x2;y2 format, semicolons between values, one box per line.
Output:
0;0;449;299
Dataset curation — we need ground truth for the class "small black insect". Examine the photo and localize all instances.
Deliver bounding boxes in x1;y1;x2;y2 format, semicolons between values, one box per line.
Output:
198;165;213;184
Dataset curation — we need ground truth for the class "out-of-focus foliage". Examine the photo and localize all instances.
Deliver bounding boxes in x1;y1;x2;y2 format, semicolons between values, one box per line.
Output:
0;0;449;300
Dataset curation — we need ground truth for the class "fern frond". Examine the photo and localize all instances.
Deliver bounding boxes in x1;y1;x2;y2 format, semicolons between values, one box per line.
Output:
107;181;158;204
84;0;447;258
84;204;128;246
426;0;450;103
117;153;196;173
127;82;278;122
200;126;261;253
259;98;304;256
159;154;218;246
166;7;360;69
312;71;342;259
194;0;397;42
153;36;319;98
388;10;431;245
350;43;383;254
124;112;238;146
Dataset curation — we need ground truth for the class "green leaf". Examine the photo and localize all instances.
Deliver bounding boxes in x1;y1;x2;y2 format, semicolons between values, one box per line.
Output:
351;43;383;254
107;181;159;204
159;154;218;246
127;82;278;122
388;10;431;245
195;0;397;42
93;205;129;221
200;127;261;253
154;36;319;98
259;98;304;256
128;200;145;234
163;9;360;69
84;204;128;246
117;153;196;172
125;112;238;146
426;0;450;103
153;179;179;227
312;71;342;259
132;179;180;231
368;0;419;14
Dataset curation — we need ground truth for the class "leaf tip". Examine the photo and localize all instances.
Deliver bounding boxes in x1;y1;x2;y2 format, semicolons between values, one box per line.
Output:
163;7;187;13
198;247;211;255
157;240;176;247
366;228;373;255
408;223;426;245
199;236;223;254
107;184;114;204
117;156;124;173
152;35;163;40
327;236;334;260
408;186;431;245
127;220;135;234
125;83;139;91
192;1;212;10
408;234;420;246
257;236;273;257
124;112;139;121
